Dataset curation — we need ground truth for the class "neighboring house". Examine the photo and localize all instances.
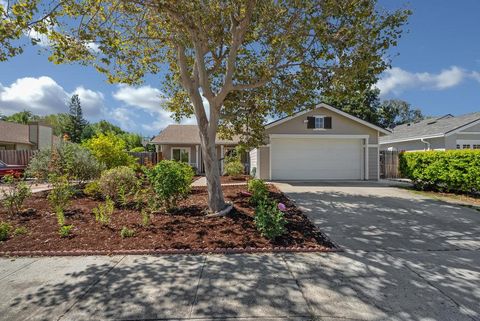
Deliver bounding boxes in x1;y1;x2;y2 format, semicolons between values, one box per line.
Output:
379;112;480;152
150;124;249;174
0;120;58;150
250;103;389;181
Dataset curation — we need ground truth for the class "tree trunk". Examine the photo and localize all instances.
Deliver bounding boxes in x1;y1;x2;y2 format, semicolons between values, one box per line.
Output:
199;129;226;213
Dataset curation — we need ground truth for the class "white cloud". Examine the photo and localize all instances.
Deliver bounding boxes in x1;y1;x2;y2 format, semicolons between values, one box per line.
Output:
376;66;469;96
0;76;105;117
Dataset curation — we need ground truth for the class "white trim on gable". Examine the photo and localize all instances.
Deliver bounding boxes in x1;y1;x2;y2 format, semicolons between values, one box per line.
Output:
265;103;391;135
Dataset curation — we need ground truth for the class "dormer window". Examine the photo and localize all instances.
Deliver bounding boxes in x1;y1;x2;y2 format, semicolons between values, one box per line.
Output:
306;116;332;129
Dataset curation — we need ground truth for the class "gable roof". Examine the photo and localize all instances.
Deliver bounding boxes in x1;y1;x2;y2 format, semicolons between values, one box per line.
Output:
380;112;480;144
150;124;240;145
266;103;391;135
0;121;34;145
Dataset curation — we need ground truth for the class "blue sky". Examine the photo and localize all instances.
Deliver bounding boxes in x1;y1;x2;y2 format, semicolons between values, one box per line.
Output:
1;0;479;136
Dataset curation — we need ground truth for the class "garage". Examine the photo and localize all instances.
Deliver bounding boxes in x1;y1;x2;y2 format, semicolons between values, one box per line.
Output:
270;136;364;180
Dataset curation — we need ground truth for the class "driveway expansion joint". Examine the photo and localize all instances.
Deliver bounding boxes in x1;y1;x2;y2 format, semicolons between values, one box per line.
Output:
188;255;207;318
0;258;39;281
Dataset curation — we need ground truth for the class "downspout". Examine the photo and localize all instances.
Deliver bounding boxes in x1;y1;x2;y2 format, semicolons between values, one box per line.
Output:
420;138;431;151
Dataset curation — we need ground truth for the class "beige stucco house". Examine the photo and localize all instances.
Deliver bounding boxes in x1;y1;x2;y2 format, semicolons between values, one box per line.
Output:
379;112;480;152
251;103;389;181
150;124;249;174
0;120;58;150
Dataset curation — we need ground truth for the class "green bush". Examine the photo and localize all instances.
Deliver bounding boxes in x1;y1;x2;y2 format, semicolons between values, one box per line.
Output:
83;180;102;199
1;175;31;215
47;175;74;226
399;150;480;194
254;199;286;240
224;159;244;177
13;226;28;236
0;222;12;241
129;146;145;153
93;197;114;226
27;142;103;183
120;226;135;238
98;166;138;203
83;132;137;169
247;178;269;205
146;160;195;210
59;225;73;238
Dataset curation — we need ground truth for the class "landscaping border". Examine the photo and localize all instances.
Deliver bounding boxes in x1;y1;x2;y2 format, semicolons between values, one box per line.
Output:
0;245;339;257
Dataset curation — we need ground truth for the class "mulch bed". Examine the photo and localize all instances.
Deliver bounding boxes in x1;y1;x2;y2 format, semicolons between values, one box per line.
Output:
0;185;336;256
220;175;250;184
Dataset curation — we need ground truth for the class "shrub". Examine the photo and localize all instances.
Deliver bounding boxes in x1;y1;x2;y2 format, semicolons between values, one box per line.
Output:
13;226;28;236
399;150;480;194
98;166;139;203
129;146;145;153
224;159;244;177
59;225;73;238
83;180;102;199
1;174;31;215
27;142;103;183
140;209;151;227
0;222;12;241
83;132;137;169
146;160;195;210
47;175;74;226
254;199;286;240
93;197;114;225
247;178;269;205
120;226;135;238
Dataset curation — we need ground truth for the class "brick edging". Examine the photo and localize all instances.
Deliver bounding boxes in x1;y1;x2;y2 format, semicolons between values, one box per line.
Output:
0;246;340;257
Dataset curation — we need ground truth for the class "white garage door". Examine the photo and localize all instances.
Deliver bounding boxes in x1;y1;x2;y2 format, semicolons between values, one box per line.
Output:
271;137;363;180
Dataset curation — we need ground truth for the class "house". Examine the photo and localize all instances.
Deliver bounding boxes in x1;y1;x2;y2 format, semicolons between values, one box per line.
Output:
250;103;389;181
379;112;480;152
0;120;58;150
150;124;249;174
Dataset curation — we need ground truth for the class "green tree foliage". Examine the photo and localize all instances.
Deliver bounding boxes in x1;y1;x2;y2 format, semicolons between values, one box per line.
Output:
83;132;136;169
0;0;410;212
399;150;480;194
65;94;88;143
40;113;70;136
378;99;425;129
4;110;39;124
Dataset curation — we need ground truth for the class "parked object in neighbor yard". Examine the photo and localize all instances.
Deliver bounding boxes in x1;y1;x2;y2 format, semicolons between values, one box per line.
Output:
380;111;480;152
0;160;25;178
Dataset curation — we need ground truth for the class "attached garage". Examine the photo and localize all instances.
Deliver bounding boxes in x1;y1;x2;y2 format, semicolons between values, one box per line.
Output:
250;103;390;181
270;136;365;180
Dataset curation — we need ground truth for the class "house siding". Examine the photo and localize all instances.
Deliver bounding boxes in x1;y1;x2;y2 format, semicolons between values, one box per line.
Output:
266;107;379;144
258;146;270;180
368;147;378;180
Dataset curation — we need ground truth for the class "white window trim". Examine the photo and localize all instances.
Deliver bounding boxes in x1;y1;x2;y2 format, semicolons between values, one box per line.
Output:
171;147;191;163
456;139;480;149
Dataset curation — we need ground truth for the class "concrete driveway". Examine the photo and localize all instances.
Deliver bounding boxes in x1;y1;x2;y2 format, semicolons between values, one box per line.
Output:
1;181;479;321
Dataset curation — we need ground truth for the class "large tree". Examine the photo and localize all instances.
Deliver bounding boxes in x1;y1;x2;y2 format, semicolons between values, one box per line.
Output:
378;99;424;129
1;0;410;213
65;94;88;143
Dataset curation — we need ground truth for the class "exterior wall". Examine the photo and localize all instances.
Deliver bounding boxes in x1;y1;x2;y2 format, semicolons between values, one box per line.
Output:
461;123;480;132
368;147;378;180
0;143;15;150
381;137;446;151
15;143;32;151
249;148;258;177
38;125;53;150
28;124;38;147
266;107;380;144
258;146;270;180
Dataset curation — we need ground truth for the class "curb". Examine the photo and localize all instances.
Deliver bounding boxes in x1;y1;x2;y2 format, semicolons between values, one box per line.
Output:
0;246;340;257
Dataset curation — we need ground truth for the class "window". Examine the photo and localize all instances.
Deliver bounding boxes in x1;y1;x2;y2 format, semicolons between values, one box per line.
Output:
463;144;471;149
314;116;324;129
172;148;190;163
456;144;460;149
474;145;480;149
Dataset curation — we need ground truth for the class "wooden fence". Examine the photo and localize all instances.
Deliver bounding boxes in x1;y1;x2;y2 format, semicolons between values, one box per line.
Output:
379;150;400;179
0;150;162;167
0;150;37;165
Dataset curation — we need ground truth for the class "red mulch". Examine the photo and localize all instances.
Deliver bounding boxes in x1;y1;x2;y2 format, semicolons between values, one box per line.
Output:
0;185;335;255
220;175;249;184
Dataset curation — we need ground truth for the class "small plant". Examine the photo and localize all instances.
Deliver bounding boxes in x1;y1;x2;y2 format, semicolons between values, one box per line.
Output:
1;174;31;216
47;175;74;226
120;226;135;238
83;180;102;199
140;209;151;227
247;178;269;205
59;225;73;238
13;226;28;236
118;185;129;208
0;222;12;241
98;166;138;203
145;160;194;210
224;159;244;177
93;197;114;225
254;199;286;240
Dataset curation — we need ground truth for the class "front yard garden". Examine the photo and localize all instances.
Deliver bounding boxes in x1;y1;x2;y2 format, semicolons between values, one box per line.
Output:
0;142;334;255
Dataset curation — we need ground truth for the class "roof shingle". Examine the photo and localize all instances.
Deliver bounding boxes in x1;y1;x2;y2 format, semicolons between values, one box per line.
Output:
0;121;33;145
151;125;240;145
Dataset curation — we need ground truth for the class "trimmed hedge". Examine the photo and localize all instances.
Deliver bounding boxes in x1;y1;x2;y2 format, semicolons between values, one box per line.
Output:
399;150;480;194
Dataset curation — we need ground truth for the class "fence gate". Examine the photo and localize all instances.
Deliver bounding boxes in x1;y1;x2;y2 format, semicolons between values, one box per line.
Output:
380;150;400;179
